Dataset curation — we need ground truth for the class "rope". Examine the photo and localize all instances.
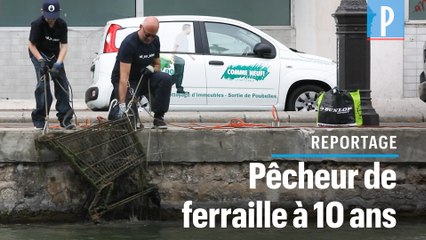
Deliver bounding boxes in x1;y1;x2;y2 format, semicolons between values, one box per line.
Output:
164;106;281;130
181;118;273;130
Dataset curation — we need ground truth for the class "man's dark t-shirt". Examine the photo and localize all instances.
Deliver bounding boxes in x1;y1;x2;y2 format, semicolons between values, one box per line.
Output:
111;31;160;84
29;16;68;58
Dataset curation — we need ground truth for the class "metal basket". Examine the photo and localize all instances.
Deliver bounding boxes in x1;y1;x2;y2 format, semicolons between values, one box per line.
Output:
45;117;154;221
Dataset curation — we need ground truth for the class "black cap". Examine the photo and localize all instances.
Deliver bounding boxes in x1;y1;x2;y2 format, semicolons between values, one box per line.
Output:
43;0;60;19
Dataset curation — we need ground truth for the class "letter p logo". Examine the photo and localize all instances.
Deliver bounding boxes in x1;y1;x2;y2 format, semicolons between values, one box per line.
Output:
368;0;404;40
381;6;394;37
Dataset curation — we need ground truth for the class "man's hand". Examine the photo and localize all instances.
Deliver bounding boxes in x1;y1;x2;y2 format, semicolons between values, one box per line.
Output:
117;102;127;118
141;65;154;77
38;59;48;76
50;62;63;79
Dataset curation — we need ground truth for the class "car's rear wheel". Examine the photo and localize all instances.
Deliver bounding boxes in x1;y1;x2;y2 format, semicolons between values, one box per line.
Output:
286;85;325;112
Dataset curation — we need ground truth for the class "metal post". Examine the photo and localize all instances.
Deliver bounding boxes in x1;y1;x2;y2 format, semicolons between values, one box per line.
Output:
333;0;380;126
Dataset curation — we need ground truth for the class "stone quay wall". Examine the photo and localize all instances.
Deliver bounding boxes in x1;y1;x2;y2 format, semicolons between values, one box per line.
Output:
0;127;425;223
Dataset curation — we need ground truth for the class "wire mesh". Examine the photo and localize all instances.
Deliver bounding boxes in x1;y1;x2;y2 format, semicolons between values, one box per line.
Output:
48;118;145;188
44;117;150;221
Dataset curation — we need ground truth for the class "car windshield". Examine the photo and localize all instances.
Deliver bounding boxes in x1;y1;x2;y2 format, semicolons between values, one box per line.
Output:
205;22;261;56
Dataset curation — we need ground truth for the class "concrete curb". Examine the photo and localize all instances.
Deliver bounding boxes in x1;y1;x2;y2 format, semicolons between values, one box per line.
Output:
0;99;425;124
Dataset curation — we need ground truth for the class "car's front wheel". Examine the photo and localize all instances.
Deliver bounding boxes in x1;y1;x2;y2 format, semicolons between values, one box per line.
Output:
286;85;325;112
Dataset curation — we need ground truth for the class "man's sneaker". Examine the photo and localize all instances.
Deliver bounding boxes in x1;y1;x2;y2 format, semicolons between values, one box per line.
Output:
60;120;76;130
33;121;44;129
176;89;189;94
153;117;167;129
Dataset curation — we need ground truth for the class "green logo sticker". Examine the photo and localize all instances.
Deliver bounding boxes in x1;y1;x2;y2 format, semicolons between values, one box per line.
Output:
160;55;175;75
221;64;270;81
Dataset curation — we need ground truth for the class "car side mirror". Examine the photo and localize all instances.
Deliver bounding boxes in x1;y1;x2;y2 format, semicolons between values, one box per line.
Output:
254;43;275;59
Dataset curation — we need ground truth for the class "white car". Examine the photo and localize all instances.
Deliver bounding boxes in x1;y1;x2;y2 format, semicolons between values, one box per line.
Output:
85;15;336;111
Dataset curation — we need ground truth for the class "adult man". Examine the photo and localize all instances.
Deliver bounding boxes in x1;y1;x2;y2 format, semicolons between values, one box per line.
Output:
28;0;75;129
111;16;172;129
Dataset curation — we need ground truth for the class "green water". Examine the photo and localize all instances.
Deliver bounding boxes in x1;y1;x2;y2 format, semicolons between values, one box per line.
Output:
1;219;426;240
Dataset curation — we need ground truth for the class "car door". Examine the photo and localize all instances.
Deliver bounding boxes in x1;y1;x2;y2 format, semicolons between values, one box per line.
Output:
202;22;280;108
157;21;207;105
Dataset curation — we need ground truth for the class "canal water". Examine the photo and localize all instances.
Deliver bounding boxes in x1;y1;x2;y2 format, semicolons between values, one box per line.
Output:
1;218;426;240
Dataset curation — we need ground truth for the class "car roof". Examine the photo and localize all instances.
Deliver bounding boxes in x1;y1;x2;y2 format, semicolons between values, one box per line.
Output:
106;15;286;52
107;15;252;28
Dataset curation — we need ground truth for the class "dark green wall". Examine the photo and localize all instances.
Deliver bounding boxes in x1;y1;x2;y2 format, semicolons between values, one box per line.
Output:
0;0;135;26
0;0;290;26
144;0;291;26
